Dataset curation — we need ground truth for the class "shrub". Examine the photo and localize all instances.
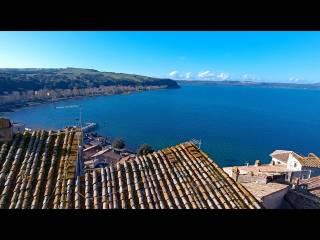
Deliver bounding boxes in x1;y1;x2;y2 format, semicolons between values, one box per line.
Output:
112;138;125;149
137;144;154;156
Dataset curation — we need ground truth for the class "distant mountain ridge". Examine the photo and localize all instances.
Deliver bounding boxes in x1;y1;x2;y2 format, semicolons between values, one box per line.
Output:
0;67;179;94
176;80;320;89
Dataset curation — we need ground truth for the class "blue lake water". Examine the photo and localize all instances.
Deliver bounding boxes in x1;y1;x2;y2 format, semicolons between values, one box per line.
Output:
5;84;320;167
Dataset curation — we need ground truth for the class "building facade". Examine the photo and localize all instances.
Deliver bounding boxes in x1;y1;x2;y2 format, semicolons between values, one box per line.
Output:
270;150;320;179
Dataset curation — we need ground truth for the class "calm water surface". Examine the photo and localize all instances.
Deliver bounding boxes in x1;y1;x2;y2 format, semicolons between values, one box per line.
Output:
5;84;320;167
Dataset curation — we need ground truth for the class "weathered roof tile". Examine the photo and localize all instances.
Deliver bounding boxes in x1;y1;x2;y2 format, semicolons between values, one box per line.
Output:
0;129;262;209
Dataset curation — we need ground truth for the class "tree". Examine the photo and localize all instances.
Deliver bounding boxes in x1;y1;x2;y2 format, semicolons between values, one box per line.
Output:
137;144;154;156
112;138;125;149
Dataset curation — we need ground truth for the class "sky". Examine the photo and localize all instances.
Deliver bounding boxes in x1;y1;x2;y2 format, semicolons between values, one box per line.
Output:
0;31;320;83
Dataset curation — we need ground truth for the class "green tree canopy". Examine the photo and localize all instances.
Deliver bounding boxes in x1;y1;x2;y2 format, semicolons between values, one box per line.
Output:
112;138;125;149
137;144;154;156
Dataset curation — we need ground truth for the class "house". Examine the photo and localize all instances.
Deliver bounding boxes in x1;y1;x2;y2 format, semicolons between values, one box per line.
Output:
223;163;288;184
223;163;291;208
270;150;320;178
83;144;101;160
0;118;13;142
270;150;293;165
91;148;122;167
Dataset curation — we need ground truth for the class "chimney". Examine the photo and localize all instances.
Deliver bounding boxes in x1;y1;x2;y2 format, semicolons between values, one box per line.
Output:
232;167;240;182
255;160;261;166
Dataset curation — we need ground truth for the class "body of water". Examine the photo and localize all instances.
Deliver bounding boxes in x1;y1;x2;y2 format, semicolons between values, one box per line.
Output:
5;84;320;167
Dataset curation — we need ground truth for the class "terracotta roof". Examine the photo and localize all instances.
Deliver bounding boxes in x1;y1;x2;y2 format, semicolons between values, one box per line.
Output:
270;150;293;163
0;128;81;209
83;144;100;152
297;156;320;168
241;182;289;201
0;132;262;209
91;148;110;158
299;176;320;198
223;164;288;177
77;142;262;209
270;150;320;168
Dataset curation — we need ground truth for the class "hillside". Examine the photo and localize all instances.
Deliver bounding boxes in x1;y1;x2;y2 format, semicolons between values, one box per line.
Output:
0;68;179;94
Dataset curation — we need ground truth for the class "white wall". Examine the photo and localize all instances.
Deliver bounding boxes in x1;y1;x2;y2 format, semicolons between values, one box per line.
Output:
261;186;290;209
287;154;302;171
271;157;287;165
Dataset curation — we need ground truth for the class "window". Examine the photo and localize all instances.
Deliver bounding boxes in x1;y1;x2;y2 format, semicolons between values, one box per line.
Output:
294;162;297;168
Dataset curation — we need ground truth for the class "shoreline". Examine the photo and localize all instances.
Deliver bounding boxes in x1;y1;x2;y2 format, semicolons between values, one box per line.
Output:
0;86;173;115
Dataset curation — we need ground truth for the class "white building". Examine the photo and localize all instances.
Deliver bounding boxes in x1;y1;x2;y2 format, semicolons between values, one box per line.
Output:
270;150;320;178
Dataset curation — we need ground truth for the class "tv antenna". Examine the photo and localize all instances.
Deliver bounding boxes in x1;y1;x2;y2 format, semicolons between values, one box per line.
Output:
191;139;202;149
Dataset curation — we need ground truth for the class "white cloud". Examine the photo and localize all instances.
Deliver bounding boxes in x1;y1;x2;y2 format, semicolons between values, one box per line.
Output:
289;77;300;83
217;72;230;81
242;74;260;82
169;70;179;78
185;72;192;79
198;70;215;80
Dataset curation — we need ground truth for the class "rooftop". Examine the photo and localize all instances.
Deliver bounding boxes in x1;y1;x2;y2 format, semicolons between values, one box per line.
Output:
0;128;81;209
241;182;289;201
223;164;288;178
270;150;292;163
271;150;320;168
0;130;262;209
299;176;320;198
297;154;320;168
77;142;262;209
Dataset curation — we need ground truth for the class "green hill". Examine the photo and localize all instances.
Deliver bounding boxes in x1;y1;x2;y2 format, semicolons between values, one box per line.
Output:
0;68;179;94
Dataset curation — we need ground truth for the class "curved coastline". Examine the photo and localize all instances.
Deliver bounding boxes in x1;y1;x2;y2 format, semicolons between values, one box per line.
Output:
0;86;178;115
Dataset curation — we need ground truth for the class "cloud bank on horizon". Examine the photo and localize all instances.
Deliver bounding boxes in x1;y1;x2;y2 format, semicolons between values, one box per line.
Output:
168;70;310;83
168;70;230;81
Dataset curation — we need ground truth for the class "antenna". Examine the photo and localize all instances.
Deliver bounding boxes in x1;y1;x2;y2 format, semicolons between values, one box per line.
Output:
191;139;202;149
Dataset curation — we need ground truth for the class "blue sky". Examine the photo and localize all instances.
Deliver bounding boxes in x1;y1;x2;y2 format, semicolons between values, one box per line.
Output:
0;31;319;83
